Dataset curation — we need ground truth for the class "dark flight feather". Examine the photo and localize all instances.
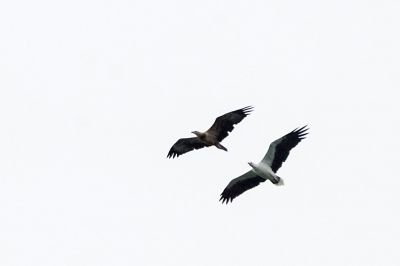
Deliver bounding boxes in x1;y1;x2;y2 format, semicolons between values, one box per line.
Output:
167;137;208;158
207;106;253;142
263;126;309;172
220;171;265;204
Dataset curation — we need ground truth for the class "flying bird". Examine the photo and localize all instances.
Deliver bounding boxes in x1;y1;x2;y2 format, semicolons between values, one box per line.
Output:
167;106;253;158
220;126;309;204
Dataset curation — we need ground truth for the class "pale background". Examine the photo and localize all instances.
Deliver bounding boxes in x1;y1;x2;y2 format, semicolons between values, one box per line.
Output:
1;0;399;265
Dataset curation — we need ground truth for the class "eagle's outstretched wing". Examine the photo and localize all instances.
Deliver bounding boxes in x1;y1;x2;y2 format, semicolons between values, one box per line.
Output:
220;171;265;204
167;137;208;158
207;106;253;142
262;126;309;172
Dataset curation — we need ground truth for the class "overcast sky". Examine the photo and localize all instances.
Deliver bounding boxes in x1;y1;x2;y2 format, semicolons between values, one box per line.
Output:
1;0;400;265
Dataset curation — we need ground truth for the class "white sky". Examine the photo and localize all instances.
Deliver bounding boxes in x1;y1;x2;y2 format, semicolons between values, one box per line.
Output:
1;0;400;265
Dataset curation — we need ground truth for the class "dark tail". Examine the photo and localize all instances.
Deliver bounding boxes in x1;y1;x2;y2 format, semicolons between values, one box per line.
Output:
216;143;228;152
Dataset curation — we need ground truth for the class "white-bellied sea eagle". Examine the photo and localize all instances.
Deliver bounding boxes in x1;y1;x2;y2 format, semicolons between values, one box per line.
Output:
220;126;309;203
167;106;253;158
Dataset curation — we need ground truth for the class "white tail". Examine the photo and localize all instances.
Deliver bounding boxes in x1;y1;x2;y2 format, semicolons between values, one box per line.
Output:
275;176;284;186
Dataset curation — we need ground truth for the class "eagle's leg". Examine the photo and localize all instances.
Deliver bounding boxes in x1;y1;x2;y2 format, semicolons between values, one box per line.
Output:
270;175;284;186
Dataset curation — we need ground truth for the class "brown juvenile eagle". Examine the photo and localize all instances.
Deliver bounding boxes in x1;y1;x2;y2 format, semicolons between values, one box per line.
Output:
167;106;253;158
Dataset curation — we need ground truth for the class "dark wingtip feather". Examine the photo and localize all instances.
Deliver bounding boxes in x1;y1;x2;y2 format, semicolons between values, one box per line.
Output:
293;125;309;135
299;125;309;131
220;194;226;204
167;150;179;159
241;106;254;115
220;194;233;204
290;126;309;142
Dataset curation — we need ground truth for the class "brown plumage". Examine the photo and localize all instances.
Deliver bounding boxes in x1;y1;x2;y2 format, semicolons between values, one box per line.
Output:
167;106;253;158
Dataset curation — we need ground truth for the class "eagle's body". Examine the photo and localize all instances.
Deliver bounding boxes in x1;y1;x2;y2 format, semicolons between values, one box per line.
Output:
220;126;308;204
167;106;253;158
191;131;228;151
248;162;281;185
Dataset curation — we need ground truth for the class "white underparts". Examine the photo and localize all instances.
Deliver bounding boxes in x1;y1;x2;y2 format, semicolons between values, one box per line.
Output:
249;162;283;185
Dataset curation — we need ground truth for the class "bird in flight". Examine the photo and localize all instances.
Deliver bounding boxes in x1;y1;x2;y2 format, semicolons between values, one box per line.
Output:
220;126;309;204
167;106;253;158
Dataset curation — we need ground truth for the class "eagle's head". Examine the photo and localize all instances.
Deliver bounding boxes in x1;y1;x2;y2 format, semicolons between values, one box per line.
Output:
191;131;202;137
